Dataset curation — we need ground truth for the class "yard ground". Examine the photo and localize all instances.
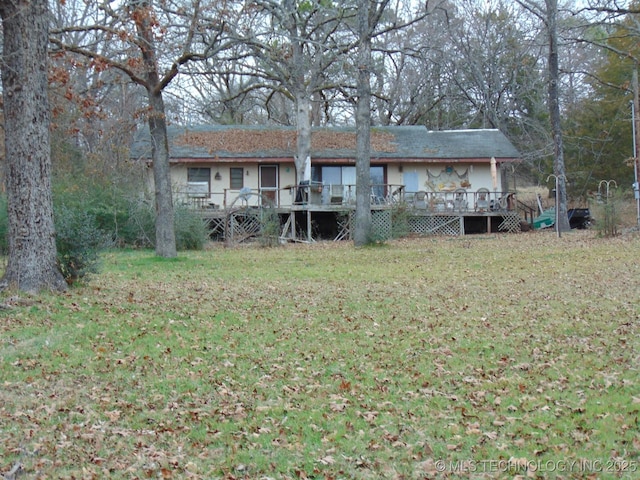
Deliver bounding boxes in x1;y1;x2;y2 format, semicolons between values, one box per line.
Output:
1;228;639;479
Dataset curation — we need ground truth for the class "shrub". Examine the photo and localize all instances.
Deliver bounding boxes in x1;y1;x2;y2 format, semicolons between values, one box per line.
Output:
120;197;156;248
55;205;112;284
390;203;411;238
0;194;110;281
174;204;209;250
259;207;282;247
117;199;209;251
590;190;623;237
2;173;208;281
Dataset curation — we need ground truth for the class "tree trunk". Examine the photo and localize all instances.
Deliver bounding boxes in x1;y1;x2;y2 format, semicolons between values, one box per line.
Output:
0;0;67;293
295;92;312;184
547;0;571;232
148;90;177;258
134;0;177;257
282;0;313;185
354;0;373;246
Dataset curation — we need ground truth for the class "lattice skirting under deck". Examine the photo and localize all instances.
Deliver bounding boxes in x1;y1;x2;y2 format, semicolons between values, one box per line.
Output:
205;216;226;240
343;212;466;240
226;210;263;242
372;210;393;240
409;215;463;236
498;213;522;233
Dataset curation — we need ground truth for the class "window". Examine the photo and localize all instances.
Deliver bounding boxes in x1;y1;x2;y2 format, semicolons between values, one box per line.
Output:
188;167;210;183
187;167;210;197
313;165;385;196
230;168;244;189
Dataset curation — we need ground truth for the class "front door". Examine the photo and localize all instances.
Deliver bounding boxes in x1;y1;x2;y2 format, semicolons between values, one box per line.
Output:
260;165;278;205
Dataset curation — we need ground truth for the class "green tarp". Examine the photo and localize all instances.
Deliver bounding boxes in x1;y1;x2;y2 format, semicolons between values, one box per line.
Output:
533;208;555;229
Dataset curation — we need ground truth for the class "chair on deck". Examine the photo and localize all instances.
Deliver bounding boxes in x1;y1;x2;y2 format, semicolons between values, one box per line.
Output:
370;187;384;205
453;188;468;211
431;193;446;212
387;186;404;205
475;188;490;212
413;190;427;209
329;184;343;204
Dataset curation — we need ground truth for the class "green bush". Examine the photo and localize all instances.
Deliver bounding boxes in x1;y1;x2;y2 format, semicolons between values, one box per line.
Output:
117;199;209;251
0;177;208;281
590;190;623;237
51;178;126;279
0;194;110;284
174;204;209;250
390;203;411;238
55;205;112;284
259;207;282;247
120;197;156;248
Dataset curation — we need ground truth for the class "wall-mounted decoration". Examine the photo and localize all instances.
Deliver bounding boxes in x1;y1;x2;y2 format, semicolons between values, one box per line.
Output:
426;166;470;191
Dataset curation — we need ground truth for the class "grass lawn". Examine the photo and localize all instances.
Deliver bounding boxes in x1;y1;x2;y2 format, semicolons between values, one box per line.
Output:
1;230;639;479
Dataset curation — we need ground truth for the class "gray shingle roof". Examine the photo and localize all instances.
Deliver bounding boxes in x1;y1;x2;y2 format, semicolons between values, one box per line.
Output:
130;125;520;161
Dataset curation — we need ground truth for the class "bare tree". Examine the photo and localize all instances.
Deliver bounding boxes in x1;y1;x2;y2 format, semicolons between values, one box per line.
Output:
0;0;68;292
371;2;459;128
182;0;352;183
448;1;541;130
517;0;571;231
353;0;393;245
50;0;229;257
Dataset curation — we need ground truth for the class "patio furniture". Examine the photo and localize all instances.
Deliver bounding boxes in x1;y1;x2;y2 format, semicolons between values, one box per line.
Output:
475;188;490;212
413;190;427;209
329;184;343;204
431;194;446;212
453;188;468;211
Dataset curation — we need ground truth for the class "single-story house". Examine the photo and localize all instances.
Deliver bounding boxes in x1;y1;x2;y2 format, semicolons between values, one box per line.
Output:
130;125;521;214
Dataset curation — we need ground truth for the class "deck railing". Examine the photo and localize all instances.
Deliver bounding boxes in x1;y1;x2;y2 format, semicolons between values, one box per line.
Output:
175;185;517;213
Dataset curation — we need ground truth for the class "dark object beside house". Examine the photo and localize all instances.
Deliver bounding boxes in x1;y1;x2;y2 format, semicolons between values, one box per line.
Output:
295;181;310;204
568;208;591;229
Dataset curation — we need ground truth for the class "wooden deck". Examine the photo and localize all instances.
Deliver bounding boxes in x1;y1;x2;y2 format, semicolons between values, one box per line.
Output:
197;202;524;243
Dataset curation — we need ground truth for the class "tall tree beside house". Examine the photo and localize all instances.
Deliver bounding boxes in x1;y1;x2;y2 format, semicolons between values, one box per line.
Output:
284;0;312;182
50;0;231;258
132;0;176;258
354;0;389;245
186;0;351;184
545;0;571;232
353;0;438;244
517;0;571;231
0;0;68;292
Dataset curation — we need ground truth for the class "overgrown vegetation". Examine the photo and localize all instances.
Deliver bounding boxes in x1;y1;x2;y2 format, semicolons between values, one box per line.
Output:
390;202;411;239
0;153;209;284
54;205;111;283
1;232;639;478
590;190;625;237
258;206;282;247
126;200;210;251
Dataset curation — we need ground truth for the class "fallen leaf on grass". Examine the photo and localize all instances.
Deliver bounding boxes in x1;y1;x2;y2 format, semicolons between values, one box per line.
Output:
318;455;335;465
